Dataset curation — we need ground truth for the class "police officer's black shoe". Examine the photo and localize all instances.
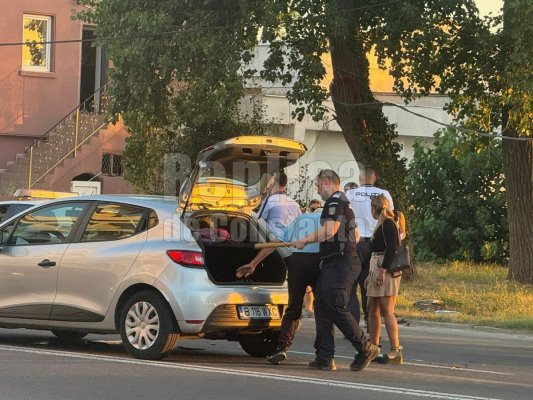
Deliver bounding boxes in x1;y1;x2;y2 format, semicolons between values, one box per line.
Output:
350;344;380;371
308;358;337;371
266;348;287;365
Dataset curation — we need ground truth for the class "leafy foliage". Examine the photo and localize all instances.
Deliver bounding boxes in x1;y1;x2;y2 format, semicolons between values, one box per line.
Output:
251;0;495;212
122;99;271;193
406;129;508;263
434;1;532;138
75;1;531;280
419;0;532;282
76;0;498;206
286;164;312;208
76;0;269;193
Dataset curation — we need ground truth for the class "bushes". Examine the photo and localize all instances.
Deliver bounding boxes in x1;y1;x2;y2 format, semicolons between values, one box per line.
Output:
406;129;508;263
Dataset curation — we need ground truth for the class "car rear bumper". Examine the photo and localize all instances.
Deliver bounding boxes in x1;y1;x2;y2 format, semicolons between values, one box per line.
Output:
154;265;288;335
200;304;287;339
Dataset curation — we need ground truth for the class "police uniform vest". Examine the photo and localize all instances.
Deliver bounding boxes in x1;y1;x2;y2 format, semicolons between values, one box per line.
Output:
319;191;357;259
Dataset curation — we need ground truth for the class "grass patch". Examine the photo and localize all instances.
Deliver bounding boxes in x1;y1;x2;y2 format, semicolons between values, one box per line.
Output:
396;261;533;331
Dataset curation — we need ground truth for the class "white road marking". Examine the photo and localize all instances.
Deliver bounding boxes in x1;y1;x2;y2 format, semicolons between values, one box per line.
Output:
0;344;503;400
289;351;512;376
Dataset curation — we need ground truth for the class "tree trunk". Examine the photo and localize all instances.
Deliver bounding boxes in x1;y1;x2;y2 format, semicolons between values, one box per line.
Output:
503;130;533;283
329;24;376;165
502;1;533;284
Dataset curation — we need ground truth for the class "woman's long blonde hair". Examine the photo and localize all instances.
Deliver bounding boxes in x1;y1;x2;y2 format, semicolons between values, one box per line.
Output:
371;194;394;233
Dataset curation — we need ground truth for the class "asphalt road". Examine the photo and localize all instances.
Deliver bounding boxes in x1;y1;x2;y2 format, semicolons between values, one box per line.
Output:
0;319;532;400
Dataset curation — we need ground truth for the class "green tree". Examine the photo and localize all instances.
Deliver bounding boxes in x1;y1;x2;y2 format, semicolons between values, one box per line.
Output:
76;0;268;193
431;0;532;282
407;129;508;263
251;1;505;211
78;1;532;281
254;0;531;282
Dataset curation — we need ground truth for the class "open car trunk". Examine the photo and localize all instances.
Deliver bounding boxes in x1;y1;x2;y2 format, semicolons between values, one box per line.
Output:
187;211;287;285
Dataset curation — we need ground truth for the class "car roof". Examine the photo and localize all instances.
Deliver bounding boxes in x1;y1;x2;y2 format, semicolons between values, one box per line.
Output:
0;195;179;228
0;200;45;206
39;195;179;212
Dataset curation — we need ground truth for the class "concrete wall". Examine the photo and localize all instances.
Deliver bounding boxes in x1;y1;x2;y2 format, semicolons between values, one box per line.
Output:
0;136;34;166
244;92;443;170
241;90;445;202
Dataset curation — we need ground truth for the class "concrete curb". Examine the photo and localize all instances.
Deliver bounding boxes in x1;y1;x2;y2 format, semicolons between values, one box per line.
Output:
401;318;533;337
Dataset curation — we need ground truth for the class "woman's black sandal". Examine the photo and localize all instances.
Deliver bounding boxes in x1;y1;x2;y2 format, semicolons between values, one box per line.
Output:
376;346;403;365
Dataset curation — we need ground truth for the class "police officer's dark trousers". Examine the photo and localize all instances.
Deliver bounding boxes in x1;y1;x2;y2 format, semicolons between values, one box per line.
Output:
314;254;370;361
278;252;321;350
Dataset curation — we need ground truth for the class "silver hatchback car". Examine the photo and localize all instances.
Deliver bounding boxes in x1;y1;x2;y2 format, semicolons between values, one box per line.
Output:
0;136;307;360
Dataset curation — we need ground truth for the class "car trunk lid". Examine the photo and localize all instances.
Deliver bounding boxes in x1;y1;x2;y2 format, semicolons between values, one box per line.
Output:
178;136;306;216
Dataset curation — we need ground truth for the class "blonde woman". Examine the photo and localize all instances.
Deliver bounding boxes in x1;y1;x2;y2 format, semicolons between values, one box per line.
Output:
365;194;403;364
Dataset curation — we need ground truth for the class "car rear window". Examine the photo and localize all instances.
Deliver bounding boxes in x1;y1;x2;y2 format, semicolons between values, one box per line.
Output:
80;203;147;242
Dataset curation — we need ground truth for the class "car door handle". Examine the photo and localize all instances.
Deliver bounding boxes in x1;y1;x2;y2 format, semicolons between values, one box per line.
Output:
37;259;56;268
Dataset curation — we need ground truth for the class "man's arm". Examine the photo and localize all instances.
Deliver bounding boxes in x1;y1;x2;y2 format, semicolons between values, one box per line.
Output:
293;220;340;249
235;237;281;278
261;200;272;221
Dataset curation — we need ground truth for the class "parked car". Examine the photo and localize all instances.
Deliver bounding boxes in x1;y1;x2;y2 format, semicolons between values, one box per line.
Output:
0;136;307;360
0;200;43;223
0;188;76;223
13;189;78;200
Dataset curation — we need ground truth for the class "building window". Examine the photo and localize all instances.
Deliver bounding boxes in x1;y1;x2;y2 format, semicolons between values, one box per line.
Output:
112;154;123;176
101;153;123;176
101;153;111;174
22;14;52;72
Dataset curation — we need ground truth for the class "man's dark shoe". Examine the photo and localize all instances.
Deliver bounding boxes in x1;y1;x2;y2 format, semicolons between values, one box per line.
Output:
308;358;337;371
266;349;287;365
350;344;380;371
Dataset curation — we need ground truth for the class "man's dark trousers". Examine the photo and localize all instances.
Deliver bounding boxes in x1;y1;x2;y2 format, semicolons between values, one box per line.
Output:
348;240;371;323
278;252;321;350
314;254;370;361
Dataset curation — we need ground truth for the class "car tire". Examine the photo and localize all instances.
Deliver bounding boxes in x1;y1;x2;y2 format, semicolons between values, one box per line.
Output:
51;330;88;341
238;330;280;357
119;290;179;360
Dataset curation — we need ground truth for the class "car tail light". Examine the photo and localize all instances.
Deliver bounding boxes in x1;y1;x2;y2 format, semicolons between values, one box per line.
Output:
166;250;205;268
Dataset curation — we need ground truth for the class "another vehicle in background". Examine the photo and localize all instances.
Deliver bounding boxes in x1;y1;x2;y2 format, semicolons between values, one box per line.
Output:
0;200;43;223
13;189;78;200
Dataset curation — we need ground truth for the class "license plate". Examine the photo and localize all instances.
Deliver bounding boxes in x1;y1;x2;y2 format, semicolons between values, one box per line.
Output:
237;305;280;320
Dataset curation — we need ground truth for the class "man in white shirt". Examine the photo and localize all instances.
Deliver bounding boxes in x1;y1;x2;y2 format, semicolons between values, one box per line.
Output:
345;166;394;326
261;172;301;239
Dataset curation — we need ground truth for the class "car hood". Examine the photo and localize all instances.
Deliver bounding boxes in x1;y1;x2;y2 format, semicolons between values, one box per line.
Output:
179;136;306;214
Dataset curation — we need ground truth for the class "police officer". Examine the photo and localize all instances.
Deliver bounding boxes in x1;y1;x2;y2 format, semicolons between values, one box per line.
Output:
294;170;379;371
346;165;395;326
